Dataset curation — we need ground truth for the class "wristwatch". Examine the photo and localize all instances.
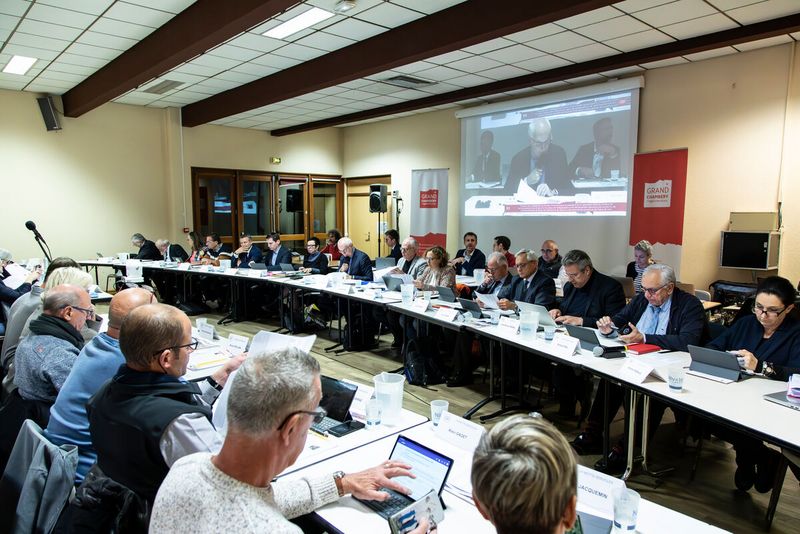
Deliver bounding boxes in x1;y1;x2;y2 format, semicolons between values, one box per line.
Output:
206;376;223;391
762;361;776;378
333;471;346;497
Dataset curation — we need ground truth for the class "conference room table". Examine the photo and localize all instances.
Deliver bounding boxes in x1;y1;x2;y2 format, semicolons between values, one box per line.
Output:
279;421;729;534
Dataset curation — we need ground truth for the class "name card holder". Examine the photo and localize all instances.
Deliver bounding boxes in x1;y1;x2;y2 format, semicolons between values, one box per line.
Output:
497;316;520;336
226;334;249;355
197;322;216;342
433;307;458;322
435;411;485;452
619;358;656;385
549;334;580;359
411;298;430;312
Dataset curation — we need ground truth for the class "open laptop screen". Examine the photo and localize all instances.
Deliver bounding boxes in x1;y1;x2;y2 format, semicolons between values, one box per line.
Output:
388;436;453;500
319;376;358;422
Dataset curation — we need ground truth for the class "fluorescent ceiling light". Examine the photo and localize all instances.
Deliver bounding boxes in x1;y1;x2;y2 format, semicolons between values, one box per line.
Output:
263;7;334;39
3;55;37;75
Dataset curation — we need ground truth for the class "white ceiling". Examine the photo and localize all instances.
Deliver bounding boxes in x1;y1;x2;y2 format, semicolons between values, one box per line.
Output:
1;0;799;132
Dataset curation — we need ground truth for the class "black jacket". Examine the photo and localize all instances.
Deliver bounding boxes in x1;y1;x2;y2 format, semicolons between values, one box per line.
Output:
163;244;188;263
387;244;402;262
260;246;293;271
303;252;329;275
558;270;626;327
608;288;707;351
476;272;513;295
453;248;486;277
498;269;556;309
503;144;572;196
135;240;161;261
538;255;562;279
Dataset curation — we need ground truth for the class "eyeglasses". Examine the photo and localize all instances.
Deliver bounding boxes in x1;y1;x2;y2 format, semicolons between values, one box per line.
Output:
152;337;199;355
642;283;670;296
564;269;585;279
752;302;787;318
277;406;327;430
486;265;498;272
62;304;95;320
540;248;554;254
531;138;551;149
306;244;318;248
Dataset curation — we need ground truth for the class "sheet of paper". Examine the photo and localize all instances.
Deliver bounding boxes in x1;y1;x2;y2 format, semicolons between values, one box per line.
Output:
249;330;316;357
373;265;396;282
474;292;499;309
2;263;31;289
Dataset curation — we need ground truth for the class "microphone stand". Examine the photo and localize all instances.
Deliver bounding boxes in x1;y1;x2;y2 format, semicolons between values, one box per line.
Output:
33;234;52;263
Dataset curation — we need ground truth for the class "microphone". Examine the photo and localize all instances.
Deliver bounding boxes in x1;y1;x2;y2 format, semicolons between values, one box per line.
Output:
25;220;43;241
592;345;626;358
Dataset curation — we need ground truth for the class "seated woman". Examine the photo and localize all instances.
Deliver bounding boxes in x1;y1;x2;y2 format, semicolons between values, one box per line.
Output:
185;231;205;264
414;246;456;291
626;240;655;293
300;237;329;275
320;229;342;261
706;275;800;493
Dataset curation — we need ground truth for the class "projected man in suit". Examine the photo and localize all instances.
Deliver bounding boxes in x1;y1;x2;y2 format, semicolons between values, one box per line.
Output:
470;130;501;184
569;117;621;179
504;118;571;197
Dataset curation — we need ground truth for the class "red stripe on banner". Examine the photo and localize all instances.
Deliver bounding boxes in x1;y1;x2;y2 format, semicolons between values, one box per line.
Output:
629;149;688;246
410;232;447;255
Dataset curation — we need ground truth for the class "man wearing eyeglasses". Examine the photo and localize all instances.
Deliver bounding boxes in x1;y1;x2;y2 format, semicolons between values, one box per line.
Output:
537;239;562;279
497;249;556;311
85;304;244;512
572;264;706;473
151;347;431;534
504;118;571;197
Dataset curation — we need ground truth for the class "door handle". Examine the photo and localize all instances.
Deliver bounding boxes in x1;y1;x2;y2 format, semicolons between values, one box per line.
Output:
365;231;370;242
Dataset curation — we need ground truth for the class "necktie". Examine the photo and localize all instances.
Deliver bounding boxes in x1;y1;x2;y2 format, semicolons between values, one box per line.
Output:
402;260;411;274
648;306;662;335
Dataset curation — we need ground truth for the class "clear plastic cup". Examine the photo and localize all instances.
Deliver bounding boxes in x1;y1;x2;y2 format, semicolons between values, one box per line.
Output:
430;400;449;426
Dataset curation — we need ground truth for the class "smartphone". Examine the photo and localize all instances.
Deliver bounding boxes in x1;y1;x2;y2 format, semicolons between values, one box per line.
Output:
388;489;444;534
327;420;365;438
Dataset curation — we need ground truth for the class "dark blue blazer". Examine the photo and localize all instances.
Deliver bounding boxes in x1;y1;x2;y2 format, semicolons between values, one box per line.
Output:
559;270;626;327
262;246;293;271
497;269;556;309
232;246;263;268
341;249;372;281
387;244;402;262
454;248;486;276
476;273;513;295
708;315;800;381
608;288;706;351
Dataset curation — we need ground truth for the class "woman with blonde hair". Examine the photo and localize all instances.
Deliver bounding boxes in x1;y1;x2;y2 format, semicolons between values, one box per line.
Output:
626;240;655;293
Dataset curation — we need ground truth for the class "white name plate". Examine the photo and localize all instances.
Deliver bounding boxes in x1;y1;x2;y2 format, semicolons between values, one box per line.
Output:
226;334;249;355
435;411;485;452
198;322;216;341
497;316;519;336
549;334;580;359
411;298;430;312
619;358;655;384
433;307;458;322
577;465;625;516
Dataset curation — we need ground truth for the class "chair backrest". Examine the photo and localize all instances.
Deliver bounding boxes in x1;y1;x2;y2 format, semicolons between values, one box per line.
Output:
375;257;396;269
1;302;11;324
676;282;695;295
0;419;78;534
612;276;636;300
695;289;711;301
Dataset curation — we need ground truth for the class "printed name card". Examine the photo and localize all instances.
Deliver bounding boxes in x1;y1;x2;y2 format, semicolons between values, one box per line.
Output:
411;298;430;312
343;380;374;420
619;358;655;384
226;334;249;355
197;322;216;341
550;334;580;359
178;263;191;271
435;411;485;452
577;465;625;515
497;316;520;336
247;269;262;278
433;307;458;322
225;268;239;276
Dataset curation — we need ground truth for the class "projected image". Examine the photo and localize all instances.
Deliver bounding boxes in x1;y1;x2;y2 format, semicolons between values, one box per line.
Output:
463;91;634;217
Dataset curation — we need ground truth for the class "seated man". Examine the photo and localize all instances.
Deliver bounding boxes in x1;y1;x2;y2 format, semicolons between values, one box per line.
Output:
497;249;556;311
472;414;577;534
538;239;562;279
156;239;189;262
45;288;154;483
151;239;189;303
492;236;515;267
451;232;485;277
378;237;426;348
131;233;161;260
550;250;626;416
573;264;706;473
150;347;429;534
384;229;401;262
260;232;292;270
231;233;263;268
201;233;233;266
476;252;513;297
86;303;243;507
338;237;372;281
200;233;233;308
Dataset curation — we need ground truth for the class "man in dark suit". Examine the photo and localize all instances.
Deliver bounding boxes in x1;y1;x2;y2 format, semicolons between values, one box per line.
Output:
155;239;189;263
568;117;621;180
470;130;501;184
260;232;292;271
383;229;401;263
503;118;572;197
231;234;263;268
476;252;513;297
337;237;372;281
549;250;626;416
451;232;486;277
131;233;160;261
497;249;556;310
573;264;707;473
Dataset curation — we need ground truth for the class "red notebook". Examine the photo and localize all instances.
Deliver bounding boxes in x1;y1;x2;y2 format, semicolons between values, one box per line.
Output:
626;343;661;355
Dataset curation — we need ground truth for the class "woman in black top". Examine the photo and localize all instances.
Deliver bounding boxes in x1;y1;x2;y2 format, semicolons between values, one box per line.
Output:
301;237;328;275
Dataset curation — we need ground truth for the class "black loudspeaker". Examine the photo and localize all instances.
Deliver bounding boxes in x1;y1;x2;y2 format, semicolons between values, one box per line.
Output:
285;189;303;212
369;184;388;213
36;96;62;131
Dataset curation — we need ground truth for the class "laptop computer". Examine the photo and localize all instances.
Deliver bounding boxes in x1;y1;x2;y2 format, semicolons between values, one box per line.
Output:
688;345;753;382
311;376;364;436
515;302;557;329
458;298;483;318
376;257;397;269
564;324;601;351
435;286;457;302
382;275;404;292
764;391;800;411
280;263;295;272
356;435;454;519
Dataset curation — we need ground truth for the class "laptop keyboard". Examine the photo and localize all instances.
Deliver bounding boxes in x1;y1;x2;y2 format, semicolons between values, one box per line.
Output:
311;416;340;433
370;489;413;518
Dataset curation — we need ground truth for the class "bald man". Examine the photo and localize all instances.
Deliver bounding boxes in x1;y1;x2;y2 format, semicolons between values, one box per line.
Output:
45;288;154;483
504;118;571;197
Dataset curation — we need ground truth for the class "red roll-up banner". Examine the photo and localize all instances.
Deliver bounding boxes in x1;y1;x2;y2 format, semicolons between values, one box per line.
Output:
629;149;688;246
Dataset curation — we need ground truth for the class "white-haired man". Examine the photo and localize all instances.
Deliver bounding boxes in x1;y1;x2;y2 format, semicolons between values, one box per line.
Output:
504;118;571;197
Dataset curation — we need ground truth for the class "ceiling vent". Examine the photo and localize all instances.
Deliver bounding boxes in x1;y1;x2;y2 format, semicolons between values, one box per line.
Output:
142;79;184;94
381;75;435;90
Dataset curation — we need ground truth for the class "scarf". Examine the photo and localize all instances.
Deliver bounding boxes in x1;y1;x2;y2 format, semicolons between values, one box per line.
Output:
29;313;84;349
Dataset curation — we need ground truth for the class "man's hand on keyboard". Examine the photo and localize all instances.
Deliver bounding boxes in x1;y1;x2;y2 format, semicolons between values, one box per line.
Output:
340;460;415;500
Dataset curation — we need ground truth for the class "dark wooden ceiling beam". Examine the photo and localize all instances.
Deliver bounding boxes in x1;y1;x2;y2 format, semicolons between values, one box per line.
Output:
181;0;617;127
62;0;297;118
271;13;800;136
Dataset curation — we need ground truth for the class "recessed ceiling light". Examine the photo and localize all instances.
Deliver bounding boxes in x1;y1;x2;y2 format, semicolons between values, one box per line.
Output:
2;55;37;75
334;0;357;14
263;7;334;39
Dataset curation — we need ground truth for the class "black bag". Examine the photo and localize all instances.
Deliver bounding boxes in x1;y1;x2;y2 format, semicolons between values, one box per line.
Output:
709;280;757;307
404;338;445;386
